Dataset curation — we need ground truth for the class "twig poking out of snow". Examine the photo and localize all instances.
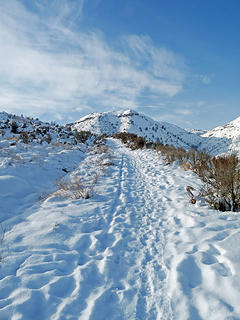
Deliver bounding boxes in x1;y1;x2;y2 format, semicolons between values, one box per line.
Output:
186;186;196;204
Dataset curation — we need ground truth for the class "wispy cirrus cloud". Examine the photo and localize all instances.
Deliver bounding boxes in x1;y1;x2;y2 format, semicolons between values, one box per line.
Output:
0;0;187;122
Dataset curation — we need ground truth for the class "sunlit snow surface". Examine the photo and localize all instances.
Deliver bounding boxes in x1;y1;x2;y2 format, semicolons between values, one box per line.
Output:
73;110;240;156
73;110;204;150
0;138;240;320
202;116;240;155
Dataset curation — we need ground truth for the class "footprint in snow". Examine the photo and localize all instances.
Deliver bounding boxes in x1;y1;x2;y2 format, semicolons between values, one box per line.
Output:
211;231;229;241
95;232;115;251
25;273;52;290
72;234;92;252
48;276;76;298
206;225;226;232
177;256;202;293
173;217;181;226
201;251;218;265
186;245;198;255
213;262;232;277
88;288;125;320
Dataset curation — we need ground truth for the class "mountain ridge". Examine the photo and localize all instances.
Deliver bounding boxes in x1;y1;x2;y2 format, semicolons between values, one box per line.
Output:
73;109;240;155
73;109;204;150
201;116;240;155
1;109;240;155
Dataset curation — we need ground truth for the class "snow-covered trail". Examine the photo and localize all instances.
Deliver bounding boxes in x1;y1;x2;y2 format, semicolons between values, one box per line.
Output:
89;142;173;320
1;139;240;320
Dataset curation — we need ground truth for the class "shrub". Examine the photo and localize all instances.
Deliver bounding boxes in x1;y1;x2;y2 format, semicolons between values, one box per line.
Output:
181;160;192;171
152;136;240;212
56;177;90;199
113;132;147;150
146;142;153;149
70;176;88;199
43;134;52;144
198;155;240;212
186;148;198;168
175;148;187;162
11;121;18;134
74;130;93;143
130;136;145;150
19;131;29;143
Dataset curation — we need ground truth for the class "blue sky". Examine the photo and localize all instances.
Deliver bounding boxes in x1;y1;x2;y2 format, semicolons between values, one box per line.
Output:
0;0;239;129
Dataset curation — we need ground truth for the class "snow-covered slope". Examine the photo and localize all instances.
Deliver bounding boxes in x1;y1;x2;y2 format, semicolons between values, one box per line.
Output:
2;110;240;156
1;138;240;319
201;116;240;155
73;110;204;150
73;110;240;156
0;111;76;144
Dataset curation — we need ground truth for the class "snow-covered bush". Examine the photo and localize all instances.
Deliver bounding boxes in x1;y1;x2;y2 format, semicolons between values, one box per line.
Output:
55;176;91;199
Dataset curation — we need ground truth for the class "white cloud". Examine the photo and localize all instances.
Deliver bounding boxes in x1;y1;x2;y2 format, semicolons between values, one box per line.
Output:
195;100;207;107
200;75;212;85
0;0;187;122
176;108;192;116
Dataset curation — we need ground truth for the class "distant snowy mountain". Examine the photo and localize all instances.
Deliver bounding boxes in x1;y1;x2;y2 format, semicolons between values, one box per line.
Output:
185;128;207;136
201;116;240;155
73;109;204;150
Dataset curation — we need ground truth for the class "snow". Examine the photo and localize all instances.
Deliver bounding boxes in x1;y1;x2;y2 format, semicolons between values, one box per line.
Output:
1;134;240;319
0;111;76;145
73;110;204;150
73;109;240;156
202;116;240;155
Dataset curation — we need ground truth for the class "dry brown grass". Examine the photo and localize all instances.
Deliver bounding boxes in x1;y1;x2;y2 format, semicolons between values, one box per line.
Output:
197;155;240;211
54;177;90;199
113;132;147;150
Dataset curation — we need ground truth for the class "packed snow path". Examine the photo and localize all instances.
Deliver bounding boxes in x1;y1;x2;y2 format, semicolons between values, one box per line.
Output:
1;139;240;319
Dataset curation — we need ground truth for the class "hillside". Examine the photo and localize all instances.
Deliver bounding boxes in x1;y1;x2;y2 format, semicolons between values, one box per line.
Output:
201;116;240;155
73;109;204;150
73;110;240;156
2;109;240;156
0;111;76;144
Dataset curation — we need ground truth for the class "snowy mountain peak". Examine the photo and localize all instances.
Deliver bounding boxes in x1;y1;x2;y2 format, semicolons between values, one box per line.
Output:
201;115;240;155
205;116;240;137
118;109;139;117
73;109;203;150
